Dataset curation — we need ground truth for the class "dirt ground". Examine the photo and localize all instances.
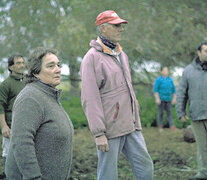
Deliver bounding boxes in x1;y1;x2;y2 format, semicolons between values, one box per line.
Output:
0;127;198;180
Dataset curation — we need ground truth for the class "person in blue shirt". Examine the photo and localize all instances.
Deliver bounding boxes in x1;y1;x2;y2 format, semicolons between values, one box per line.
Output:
154;66;176;132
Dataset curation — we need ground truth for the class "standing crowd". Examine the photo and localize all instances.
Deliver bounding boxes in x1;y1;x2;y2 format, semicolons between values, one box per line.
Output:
0;9;206;180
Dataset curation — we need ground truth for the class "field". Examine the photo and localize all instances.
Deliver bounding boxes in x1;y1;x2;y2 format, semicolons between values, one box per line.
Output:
1;127;198;180
0;127;197;180
0;83;198;180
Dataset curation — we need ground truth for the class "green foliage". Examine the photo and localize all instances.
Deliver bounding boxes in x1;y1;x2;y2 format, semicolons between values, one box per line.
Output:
136;86;191;128
1;0;202;128
60;92;88;129
0;87;191;132
1;0;207;87
138;94;157;128
59;86;191;129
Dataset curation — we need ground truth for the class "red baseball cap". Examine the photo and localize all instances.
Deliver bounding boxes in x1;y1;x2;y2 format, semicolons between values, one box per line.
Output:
95;10;128;26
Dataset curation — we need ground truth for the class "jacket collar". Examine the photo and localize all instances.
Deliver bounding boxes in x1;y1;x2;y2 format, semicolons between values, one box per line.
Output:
10;74;24;81
31;80;62;101
90;37;122;56
192;57;203;70
97;37;122;55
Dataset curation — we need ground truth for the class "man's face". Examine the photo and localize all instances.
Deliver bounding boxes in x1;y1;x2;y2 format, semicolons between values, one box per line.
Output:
198;45;207;62
35;53;61;87
9;57;25;75
101;23;124;43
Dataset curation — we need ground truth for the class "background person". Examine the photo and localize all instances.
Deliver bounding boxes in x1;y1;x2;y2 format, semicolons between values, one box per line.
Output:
154;66;176;132
80;10;153;180
5;47;74;180
176;41;207;180
0;54;25;179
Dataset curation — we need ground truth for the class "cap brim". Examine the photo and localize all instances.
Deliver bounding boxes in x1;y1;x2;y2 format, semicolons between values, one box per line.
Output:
108;18;128;24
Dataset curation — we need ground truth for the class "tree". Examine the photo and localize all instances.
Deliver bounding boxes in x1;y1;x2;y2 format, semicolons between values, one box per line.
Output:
0;0;87;90
1;0;207;88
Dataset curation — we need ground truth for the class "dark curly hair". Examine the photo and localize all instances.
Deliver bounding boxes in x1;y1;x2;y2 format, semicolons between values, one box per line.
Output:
197;41;207;52
8;54;24;72
160;65;168;71
25;47;58;84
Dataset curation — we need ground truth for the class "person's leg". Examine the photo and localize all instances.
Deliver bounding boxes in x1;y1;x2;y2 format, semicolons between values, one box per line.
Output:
122;131;154;180
2;137;10;160
191;120;207;178
97;136;125;180
0;137;9;179
165;102;175;129
157;102;164;130
0;156;6;178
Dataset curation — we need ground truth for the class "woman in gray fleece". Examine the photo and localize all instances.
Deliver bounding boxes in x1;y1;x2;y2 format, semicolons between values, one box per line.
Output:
5;47;74;180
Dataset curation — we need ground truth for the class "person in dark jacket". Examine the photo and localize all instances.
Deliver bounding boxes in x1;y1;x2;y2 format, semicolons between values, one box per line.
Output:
0;54;25;179
5;47;74;180
176;41;207;180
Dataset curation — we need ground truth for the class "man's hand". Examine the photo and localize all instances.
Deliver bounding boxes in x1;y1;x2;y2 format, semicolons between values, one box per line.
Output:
95;135;109;152
2;124;10;138
180;115;189;123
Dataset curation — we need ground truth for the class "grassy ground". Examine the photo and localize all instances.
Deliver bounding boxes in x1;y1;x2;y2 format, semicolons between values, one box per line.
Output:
69;127;197;180
0;127;197;180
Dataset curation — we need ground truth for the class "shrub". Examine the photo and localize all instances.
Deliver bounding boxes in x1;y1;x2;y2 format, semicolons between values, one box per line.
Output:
61;92;88;129
136;89;191;129
59;88;192;129
0;86;191;133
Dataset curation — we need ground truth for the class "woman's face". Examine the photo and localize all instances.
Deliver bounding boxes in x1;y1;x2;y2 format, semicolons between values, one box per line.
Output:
35;53;61;87
161;67;169;77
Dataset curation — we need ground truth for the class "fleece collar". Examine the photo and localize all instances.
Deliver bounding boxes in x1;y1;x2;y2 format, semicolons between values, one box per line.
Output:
97;36;122;56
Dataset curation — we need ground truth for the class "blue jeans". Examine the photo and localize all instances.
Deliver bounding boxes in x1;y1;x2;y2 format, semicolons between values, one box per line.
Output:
157;101;173;127
97;131;154;180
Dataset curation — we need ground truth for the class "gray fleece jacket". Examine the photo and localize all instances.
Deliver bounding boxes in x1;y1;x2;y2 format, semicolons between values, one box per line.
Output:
5;81;74;180
176;57;207;120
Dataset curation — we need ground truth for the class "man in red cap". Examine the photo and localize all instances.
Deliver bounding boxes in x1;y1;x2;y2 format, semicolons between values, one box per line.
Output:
80;10;154;180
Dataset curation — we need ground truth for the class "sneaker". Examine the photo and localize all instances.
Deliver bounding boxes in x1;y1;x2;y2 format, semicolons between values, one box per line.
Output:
170;125;176;131
0;172;6;179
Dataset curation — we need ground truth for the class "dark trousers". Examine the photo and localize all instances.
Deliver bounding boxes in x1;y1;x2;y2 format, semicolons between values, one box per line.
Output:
191;120;207;177
157;101;173;127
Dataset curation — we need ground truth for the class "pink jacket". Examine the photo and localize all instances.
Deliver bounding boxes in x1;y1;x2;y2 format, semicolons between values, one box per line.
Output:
80;39;142;139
